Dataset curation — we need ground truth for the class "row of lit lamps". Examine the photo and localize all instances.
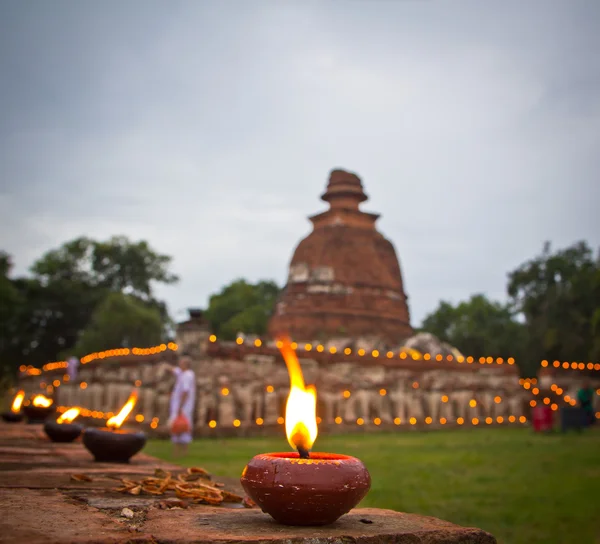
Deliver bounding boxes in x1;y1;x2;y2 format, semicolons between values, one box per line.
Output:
541;360;600;371
20;337;600;380
218;335;516;365
20;342;180;375
160;414;530;429
55;405;161;429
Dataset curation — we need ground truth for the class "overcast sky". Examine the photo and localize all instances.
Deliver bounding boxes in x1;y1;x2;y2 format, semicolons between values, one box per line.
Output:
1;0;599;327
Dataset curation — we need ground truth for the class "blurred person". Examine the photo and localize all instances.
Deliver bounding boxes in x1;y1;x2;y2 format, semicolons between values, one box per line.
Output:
576;379;595;427
67;355;79;381
167;352;196;457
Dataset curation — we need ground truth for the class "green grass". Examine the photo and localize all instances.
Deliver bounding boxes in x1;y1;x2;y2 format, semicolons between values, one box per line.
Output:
146;428;600;544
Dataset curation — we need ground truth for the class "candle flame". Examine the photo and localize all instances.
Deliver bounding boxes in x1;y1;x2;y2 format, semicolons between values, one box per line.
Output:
32;394;53;408
57;407;81;424
11;390;25;413
106;390;138;429
278;337;318;453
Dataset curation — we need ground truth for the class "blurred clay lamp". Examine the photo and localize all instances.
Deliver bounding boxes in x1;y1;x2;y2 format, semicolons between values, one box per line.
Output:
23;394;55;424
82;390;146;463
241;338;371;526
44;407;83;443
2;390;25;423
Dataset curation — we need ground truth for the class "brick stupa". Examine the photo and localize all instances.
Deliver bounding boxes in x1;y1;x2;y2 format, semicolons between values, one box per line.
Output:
268;169;413;345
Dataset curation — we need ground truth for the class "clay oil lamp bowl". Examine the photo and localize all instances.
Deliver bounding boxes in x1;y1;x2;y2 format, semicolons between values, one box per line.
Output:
23;394;55;424
241;339;371;526
44;407;84;443
82;390;146;463
1;390;25;423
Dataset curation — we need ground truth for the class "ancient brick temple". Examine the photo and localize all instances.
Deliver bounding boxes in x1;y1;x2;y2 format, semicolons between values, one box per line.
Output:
268;169;413;345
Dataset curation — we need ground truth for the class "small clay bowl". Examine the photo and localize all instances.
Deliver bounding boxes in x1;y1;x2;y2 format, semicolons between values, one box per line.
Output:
2;411;24;423
82;428;147;463
22;404;55;424
44;421;84;443
241;452;371;526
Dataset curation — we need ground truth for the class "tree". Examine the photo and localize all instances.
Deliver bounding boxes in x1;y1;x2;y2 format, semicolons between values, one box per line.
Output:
0;236;178;378
204;279;280;340
72;292;165;356
0;252;23;378
421;294;528;371
507;240;600;366
31;236;178;298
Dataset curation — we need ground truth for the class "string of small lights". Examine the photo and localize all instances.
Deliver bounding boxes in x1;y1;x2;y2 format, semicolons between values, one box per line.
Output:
20;342;179;376
192;414;528;429
211;334;516;366
540;359;600;371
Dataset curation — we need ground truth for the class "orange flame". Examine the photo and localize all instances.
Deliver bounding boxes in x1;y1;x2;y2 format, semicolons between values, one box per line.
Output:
57;407;81;424
32;395;53;408
278;337;318;453
11;390;25;413
106;390;138;429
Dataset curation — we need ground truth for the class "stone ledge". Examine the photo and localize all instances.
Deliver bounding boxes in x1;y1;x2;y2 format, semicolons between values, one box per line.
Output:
143;506;497;544
0;422;496;544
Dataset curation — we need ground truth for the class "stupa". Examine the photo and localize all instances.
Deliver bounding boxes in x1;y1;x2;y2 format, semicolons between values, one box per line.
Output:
268;169;413;345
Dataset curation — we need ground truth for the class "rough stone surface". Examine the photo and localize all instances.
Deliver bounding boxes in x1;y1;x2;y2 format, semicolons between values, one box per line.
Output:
268;169;413;345
142;506;497;543
0;421;497;543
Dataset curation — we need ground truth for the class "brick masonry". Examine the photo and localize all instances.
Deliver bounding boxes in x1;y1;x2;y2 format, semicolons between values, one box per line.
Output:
268;169;413;344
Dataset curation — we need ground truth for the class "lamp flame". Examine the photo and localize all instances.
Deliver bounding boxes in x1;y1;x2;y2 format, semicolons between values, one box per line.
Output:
106;390;138;429
278;337;318;455
11;390;25;413
57;407;81;424
32;394;53;408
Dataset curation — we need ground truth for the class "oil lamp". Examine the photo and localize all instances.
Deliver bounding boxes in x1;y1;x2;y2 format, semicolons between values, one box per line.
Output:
2;390;25;423
241;338;371;526
23;394;55;424
44;407;84;443
82;390;146;463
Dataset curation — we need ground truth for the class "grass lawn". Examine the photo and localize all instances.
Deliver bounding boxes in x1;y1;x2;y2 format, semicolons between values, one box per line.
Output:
146;427;600;544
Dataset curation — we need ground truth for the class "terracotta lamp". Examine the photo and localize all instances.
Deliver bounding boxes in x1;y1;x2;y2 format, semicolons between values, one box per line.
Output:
23;394;55;424
241;339;371;526
82;390;146;463
1;390;25;423
44;407;84;443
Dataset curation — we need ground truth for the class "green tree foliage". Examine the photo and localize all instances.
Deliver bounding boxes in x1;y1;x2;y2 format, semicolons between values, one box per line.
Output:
421;240;600;376
204;279;280;340
507;240;600;366
0;236;177;378
73;292;164;356
0;252;24;378
421;294;527;366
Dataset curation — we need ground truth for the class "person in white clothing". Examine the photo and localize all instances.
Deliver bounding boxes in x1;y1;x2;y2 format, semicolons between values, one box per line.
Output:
167;352;196;457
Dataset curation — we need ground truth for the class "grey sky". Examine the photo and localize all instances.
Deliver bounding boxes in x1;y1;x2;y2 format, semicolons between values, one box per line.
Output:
1;0;599;327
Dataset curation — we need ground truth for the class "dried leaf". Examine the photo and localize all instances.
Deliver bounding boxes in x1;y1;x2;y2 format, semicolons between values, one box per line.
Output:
129;485;142;495
158;476;172;493
180;472;211;482
141;485;164;496
242;496;257;508
70;473;93;482
187;467;210;477
221;490;244;503
154;468;170;479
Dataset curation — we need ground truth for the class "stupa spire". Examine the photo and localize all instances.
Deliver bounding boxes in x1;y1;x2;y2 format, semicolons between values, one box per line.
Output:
321;169;368;211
